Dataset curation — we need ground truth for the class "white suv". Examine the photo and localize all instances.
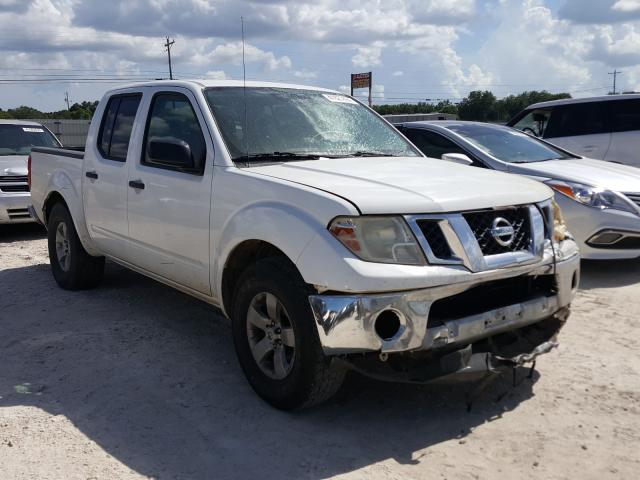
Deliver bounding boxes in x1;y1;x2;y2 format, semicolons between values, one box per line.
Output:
508;95;640;168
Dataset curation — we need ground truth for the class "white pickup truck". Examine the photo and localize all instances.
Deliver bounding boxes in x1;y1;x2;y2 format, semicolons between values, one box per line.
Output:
29;80;580;409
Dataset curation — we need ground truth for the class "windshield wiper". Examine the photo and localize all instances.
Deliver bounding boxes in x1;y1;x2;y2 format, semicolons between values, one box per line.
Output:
233;152;322;163
346;151;397;157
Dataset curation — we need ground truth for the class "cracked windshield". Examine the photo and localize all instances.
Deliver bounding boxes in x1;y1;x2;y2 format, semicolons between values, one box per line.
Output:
205;87;419;162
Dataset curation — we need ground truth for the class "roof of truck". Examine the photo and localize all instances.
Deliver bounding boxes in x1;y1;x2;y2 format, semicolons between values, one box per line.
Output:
108;79;341;95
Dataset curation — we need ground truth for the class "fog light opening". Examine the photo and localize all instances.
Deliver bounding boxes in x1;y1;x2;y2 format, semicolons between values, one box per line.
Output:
589;231;624;245
375;310;402;341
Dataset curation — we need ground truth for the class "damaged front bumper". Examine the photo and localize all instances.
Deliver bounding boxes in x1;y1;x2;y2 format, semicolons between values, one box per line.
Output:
309;245;580;362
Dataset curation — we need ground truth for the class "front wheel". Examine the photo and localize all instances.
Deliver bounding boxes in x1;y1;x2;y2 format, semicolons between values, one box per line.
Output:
47;203;105;290
231;258;345;410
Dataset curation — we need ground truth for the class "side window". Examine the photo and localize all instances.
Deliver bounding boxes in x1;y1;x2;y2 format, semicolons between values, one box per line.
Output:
142;92;206;174
405;129;467;158
544;102;607;139
609;99;640;133
512;108;552;137
97;94;142;161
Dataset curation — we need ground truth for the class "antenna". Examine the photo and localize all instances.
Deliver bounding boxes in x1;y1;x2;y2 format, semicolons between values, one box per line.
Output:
241;16;249;161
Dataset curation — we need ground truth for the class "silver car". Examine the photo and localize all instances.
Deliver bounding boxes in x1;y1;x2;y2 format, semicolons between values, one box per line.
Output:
396;121;640;260
0;120;61;224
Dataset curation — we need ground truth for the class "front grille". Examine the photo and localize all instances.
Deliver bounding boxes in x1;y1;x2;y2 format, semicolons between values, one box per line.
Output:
0;184;29;193
0;175;29;193
416;220;453;259
463;207;531;255
428;275;556;327
624;192;640;208
0;175;27;182
7;208;30;219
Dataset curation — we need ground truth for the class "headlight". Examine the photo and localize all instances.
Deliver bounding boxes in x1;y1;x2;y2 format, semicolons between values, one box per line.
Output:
546;180;637;215
552;199;570;242
329;216;426;265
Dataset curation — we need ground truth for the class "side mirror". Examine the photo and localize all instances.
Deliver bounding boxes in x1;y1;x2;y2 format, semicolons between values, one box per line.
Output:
441;153;473;166
147;137;199;171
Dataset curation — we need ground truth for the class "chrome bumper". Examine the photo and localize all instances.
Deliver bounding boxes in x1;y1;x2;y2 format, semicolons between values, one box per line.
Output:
309;247;580;355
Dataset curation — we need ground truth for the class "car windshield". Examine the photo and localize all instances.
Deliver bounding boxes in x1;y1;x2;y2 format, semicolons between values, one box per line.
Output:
204;87;420;162
447;124;571;163
0;124;60;156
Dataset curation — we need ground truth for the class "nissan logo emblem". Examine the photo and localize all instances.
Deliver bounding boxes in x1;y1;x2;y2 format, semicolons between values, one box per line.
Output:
491;217;515;247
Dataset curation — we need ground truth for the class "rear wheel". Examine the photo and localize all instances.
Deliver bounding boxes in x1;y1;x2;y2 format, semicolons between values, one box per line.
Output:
231;257;345;410
47;203;105;290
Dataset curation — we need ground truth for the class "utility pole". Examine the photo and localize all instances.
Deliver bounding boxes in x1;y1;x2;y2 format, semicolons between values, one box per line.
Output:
164;36;175;80
609;69;622;95
64;91;70;110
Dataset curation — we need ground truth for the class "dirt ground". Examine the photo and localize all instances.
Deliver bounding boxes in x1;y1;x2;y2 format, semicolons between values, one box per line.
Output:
1;224;639;480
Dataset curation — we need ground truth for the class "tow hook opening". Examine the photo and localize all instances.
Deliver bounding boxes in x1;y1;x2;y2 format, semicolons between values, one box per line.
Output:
374;310;402;341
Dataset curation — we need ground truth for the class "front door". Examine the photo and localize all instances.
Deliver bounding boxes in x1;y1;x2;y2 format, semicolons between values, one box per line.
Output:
83;93;142;259
126;88;213;295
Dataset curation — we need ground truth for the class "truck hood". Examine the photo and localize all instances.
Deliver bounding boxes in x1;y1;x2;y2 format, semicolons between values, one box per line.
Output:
0;155;28;176
244;157;552;214
508;158;640;193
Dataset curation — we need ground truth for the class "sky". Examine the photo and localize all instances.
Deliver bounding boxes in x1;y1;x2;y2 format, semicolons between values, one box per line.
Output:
2;0;640;111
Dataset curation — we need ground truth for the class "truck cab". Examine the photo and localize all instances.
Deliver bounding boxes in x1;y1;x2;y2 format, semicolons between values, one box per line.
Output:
29;80;580;409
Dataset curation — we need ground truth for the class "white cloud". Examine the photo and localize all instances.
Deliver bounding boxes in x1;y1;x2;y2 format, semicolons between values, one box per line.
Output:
293;69;317;80
392;70;404;77
351;42;385;68
205;70;230;80
193;42;292;71
613;0;640;12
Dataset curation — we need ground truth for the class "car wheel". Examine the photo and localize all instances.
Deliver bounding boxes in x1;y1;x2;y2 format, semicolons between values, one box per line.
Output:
231;257;345;410
47;203;105;290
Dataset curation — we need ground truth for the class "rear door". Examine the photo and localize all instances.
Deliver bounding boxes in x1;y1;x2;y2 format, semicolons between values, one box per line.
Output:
83;92;142;259
543;102;611;159
605;98;640;168
126;87;213;295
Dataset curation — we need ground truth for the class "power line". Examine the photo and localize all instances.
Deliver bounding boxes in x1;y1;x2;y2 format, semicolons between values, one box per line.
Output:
164;36;175;80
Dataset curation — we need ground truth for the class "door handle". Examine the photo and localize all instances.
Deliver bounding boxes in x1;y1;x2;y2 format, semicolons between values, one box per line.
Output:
85;171;98;179
128;180;145;190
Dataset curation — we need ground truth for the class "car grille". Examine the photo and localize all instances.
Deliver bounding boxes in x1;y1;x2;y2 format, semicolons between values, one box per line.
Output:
463;207;531;255
0;175;29;193
416;220;454;259
624;192;640;208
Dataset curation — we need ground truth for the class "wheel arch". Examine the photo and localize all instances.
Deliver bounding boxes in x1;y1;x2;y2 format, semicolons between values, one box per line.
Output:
42;189;101;256
221;240;301;318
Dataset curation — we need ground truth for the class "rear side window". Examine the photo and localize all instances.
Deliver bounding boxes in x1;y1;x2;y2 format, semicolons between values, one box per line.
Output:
97;94;142;161
142;92;206;172
544;102;607;138
609;99;640;133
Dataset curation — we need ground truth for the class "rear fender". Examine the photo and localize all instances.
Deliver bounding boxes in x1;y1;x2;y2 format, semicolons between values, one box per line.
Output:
44;171;101;257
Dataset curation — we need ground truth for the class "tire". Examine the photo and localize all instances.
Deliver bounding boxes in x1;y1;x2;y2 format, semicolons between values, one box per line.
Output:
47;202;105;290
231;257;345;410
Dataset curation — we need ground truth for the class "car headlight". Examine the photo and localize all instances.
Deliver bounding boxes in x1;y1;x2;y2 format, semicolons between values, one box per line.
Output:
552;199;570;242
546;180;637;215
329;216;426;265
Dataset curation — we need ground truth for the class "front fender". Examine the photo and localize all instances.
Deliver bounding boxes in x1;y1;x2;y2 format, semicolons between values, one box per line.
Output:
213;200;328;303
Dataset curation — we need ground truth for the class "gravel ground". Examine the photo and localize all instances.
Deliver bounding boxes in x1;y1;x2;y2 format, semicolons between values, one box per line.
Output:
1;224;639;480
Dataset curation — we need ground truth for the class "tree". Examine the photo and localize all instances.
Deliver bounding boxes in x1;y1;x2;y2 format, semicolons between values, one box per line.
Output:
457;90;498;122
